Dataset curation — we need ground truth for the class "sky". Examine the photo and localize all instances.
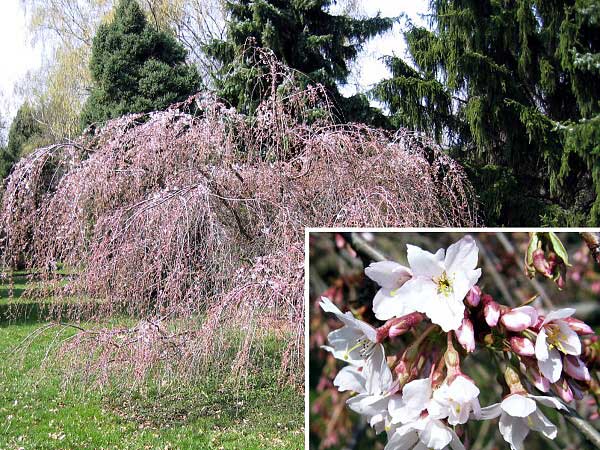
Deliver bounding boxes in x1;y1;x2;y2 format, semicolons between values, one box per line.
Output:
0;0;43;118
0;0;429;121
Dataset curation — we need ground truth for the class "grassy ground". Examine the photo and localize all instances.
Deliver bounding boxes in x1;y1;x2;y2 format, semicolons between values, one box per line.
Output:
0;273;303;449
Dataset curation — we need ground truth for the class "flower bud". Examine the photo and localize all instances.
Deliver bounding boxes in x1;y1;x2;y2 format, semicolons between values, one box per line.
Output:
456;316;475;353
533;248;552;277
501;306;538;332
504;366;525;394
510;336;535;356
568;379;585;400
564;355;591;381
530;366;550;392
444;334;461;378
466;285;482;307
564;317;594;335
377;312;425;341
553;378;574;403
556;271;566;290
483;294;500;327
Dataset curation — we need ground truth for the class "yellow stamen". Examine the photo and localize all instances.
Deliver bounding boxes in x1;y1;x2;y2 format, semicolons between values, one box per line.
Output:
433;271;454;296
546;324;567;353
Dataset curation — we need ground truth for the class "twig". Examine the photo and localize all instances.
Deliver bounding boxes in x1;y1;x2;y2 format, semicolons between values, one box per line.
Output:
340;232;387;263
495;233;555;309
581;232;600;265
477;240;516;306
565;406;600;449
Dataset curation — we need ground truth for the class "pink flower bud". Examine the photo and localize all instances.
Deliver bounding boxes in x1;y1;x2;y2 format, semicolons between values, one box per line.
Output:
377;312;425;341
564;317;594;335
553;378;574;403
482;294;500;327
501;306;538;332
510;336;535;356
568;379;585;400
564;355;591;381
556;272;566;289
533;248;552;277
466;285;482;307
456;317;475;352
530;366;550;392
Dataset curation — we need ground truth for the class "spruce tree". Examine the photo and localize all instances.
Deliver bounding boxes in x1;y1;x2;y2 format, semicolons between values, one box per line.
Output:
205;0;394;124
373;0;600;226
81;0;200;126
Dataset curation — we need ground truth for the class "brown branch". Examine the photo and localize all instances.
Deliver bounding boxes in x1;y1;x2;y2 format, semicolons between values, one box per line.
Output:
340;232;387;263
565;406;600;449
581;232;600;264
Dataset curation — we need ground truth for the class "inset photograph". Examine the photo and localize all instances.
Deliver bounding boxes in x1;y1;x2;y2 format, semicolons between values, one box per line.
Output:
309;231;600;450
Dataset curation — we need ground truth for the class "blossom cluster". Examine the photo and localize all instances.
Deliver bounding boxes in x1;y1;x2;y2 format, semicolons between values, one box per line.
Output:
320;235;597;450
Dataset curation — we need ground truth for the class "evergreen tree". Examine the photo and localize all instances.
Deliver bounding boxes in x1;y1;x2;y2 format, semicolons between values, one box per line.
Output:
1;103;44;180
205;0;394;124
81;0;200;126
373;0;600;226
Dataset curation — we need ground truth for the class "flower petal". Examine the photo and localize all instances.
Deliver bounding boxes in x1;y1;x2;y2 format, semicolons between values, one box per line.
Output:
448;375;480;403
535;327;549;361
499;413;530;450
364;344;392;394
444;235;479;274
333;365;366;393
420;418;452;450
529;395;568;411
422;292;465;332
501;394;537;417
385;426;419;450
478;403;502;420
320;296;378;341
451;269;481;307
537;348;563;383
373;288;418;321
557;321;581;355
407;244;445;278
365;261;412;289
400;378;432;417
542;308;576;326
395;278;438;316
528;409;557;439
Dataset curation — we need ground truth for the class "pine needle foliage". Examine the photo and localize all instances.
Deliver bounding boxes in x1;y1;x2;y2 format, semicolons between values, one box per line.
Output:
80;0;200;126
373;0;600;225
205;0;394;124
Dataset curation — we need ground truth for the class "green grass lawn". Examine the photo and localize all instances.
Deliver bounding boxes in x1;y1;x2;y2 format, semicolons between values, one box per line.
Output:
0;273;304;449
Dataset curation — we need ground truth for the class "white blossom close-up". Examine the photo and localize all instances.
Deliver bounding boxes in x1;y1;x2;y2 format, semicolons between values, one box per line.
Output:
378;235;481;331
479;393;567;450
535;308;582;382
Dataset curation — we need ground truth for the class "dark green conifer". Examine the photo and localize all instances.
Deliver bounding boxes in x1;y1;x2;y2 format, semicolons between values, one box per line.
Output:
81;0;200;126
205;0;394;124
373;0;600;225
